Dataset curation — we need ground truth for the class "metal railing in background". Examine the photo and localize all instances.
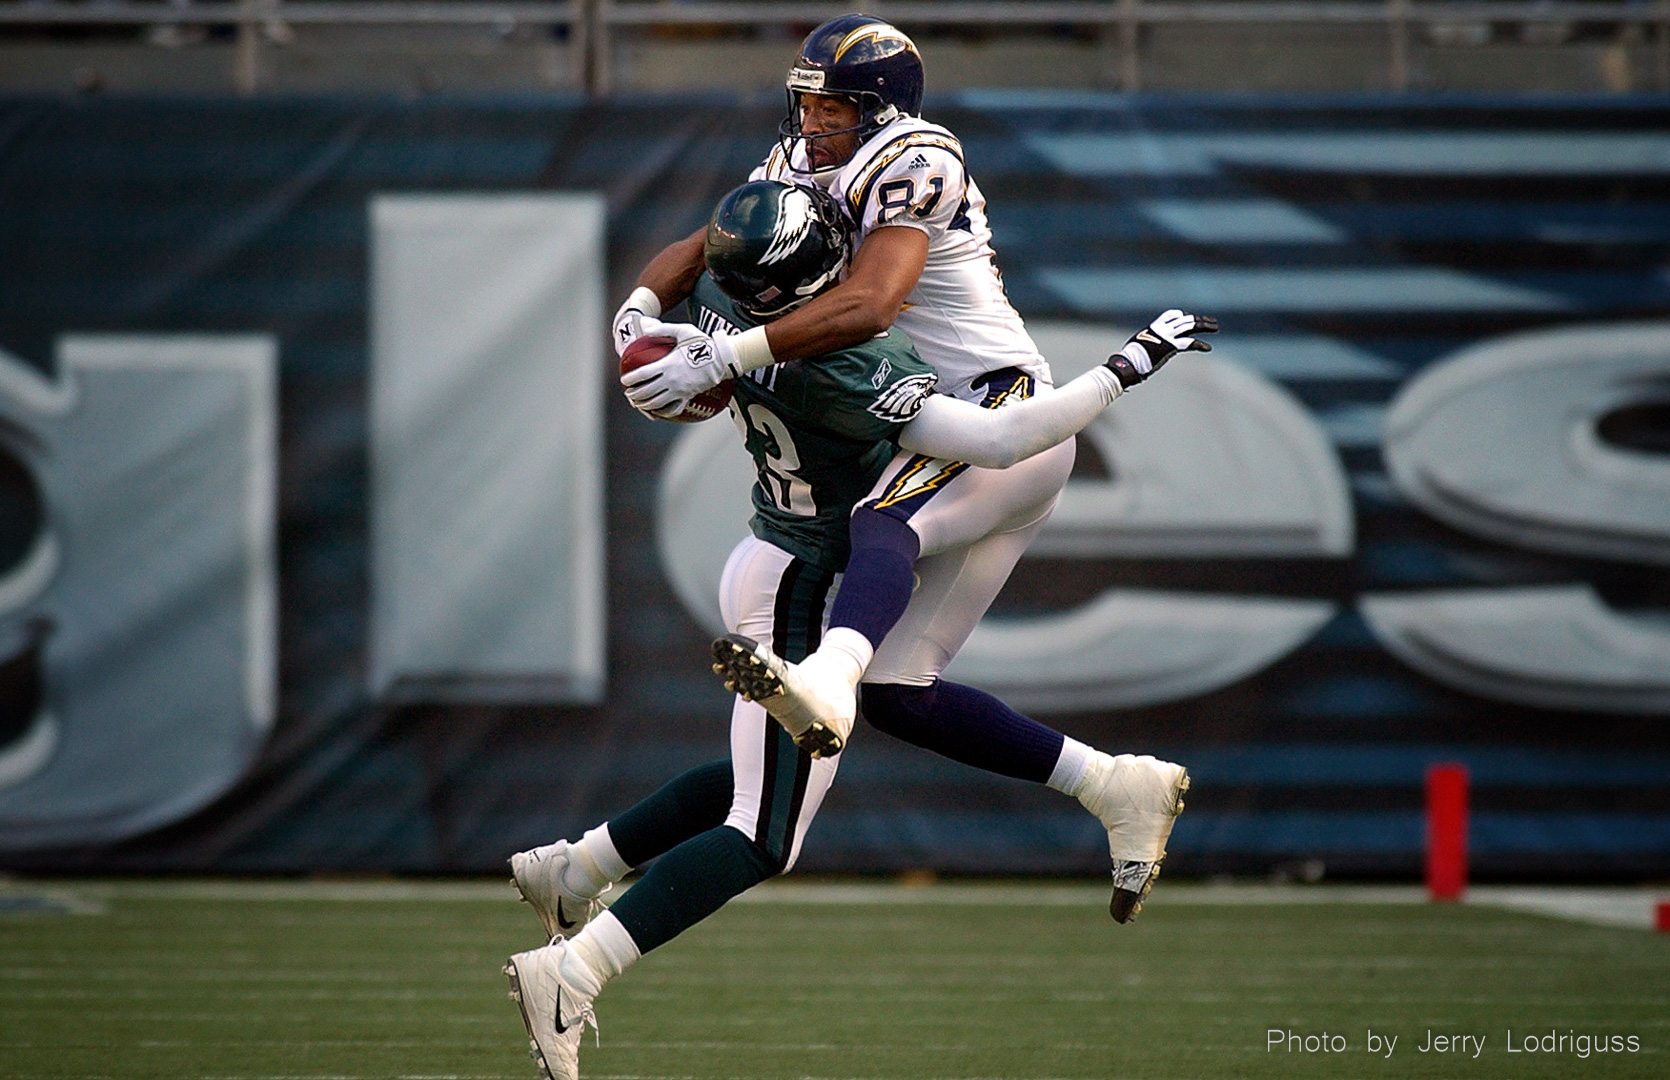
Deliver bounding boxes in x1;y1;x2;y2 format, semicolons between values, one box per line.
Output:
1;0;1666;96
0;2;582;94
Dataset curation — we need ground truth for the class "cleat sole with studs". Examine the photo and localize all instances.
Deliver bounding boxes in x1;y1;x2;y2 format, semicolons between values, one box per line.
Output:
711;634;845;757
711;635;784;704
1110;861;1162;924
793;721;844;759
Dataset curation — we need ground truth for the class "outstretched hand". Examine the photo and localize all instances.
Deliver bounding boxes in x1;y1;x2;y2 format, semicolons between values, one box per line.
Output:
1105;309;1218;389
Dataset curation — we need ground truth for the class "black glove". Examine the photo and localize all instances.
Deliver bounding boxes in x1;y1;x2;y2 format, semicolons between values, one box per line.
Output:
1105;309;1218;389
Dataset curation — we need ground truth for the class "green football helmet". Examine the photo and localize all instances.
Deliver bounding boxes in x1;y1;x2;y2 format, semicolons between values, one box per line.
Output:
705;180;852;320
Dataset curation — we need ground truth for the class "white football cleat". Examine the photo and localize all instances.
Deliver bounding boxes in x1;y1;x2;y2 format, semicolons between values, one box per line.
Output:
711;634;854;758
504;941;597;1080
510;841;609;940
1076;753;1190;924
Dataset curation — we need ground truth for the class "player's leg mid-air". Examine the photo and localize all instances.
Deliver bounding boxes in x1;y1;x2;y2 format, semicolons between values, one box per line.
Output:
505;760;741;1080
710;377;1199;925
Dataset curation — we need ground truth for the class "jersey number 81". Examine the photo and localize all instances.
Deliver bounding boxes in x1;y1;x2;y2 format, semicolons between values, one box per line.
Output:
877;176;943;222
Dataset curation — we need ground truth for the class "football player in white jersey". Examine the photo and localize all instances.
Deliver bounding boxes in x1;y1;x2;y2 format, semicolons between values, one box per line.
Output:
617;14;1213;924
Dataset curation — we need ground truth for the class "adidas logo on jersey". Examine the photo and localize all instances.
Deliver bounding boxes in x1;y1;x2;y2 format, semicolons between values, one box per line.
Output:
906;153;930;170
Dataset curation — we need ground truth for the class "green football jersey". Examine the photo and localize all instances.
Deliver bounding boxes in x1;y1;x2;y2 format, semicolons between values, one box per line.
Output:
688;274;938;570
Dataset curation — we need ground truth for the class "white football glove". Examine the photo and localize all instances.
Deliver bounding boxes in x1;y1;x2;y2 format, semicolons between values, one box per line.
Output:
619;323;727;416
620;325;774;416
612;286;663;358
1105;308;1218;388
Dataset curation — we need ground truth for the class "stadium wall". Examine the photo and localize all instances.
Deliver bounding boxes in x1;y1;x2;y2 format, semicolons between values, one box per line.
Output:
0;92;1666;879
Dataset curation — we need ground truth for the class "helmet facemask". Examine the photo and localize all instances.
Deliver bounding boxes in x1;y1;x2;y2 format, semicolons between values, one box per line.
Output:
777;82;899;181
746;257;846;319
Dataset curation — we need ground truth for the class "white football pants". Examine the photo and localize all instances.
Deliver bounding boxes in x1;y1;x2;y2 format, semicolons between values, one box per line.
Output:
716;534;843;872
860;436;1077;687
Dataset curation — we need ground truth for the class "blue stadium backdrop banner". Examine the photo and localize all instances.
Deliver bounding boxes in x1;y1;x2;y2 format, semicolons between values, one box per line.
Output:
0;93;1665;877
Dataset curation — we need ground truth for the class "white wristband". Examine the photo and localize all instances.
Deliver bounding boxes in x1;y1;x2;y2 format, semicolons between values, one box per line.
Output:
625;285;662;320
727;325;776;375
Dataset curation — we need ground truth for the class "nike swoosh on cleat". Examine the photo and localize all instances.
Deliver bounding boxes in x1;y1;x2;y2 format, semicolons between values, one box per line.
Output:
556;898;577;931
553;986;569;1033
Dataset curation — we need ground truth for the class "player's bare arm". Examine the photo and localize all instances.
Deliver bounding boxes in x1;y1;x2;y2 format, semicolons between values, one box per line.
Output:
616;220;924;406
757;225;927;362
638;227;707;310
611;227;707;358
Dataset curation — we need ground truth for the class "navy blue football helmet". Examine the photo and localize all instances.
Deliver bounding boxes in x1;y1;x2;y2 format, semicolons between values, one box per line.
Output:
705;180;852;319
777;14;924;171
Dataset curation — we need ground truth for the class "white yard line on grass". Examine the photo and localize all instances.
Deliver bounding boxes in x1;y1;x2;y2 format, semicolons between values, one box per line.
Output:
1466;885;1663;931
0;884;106;915
5;878;1664;931
5;878;517;903
732;882;1429;907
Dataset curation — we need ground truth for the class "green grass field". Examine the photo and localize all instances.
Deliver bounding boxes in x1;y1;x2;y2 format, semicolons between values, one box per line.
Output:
1;879;1665;1080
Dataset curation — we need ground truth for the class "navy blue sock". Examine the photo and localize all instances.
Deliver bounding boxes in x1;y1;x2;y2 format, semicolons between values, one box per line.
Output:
828;508;920;649
860;679;1066;784
606;825;779;955
607;761;733;869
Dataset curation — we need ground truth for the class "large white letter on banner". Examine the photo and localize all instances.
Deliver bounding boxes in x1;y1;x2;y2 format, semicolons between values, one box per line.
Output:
1362;585;1670;714
1381;321;1670;564
1365;321;1670;711
942;324;1347;710
0;336;277;850
369;194;606;703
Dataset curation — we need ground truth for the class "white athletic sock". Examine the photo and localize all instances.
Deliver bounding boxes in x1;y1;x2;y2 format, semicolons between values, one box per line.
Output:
563;910;641;998
562;824;631;899
1046;736;1095;797
812;626;873;686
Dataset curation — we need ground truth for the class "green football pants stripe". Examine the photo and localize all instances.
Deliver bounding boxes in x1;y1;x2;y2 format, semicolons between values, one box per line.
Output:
754;556;833;863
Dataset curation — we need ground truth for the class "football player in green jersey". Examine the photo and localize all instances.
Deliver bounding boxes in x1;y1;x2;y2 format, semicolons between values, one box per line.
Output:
503;181;1204;1080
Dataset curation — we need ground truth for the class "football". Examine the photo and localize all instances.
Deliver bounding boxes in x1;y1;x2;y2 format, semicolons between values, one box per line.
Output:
620;335;734;423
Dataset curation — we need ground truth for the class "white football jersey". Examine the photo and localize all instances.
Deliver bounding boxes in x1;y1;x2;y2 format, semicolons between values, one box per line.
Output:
752;117;1051;402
